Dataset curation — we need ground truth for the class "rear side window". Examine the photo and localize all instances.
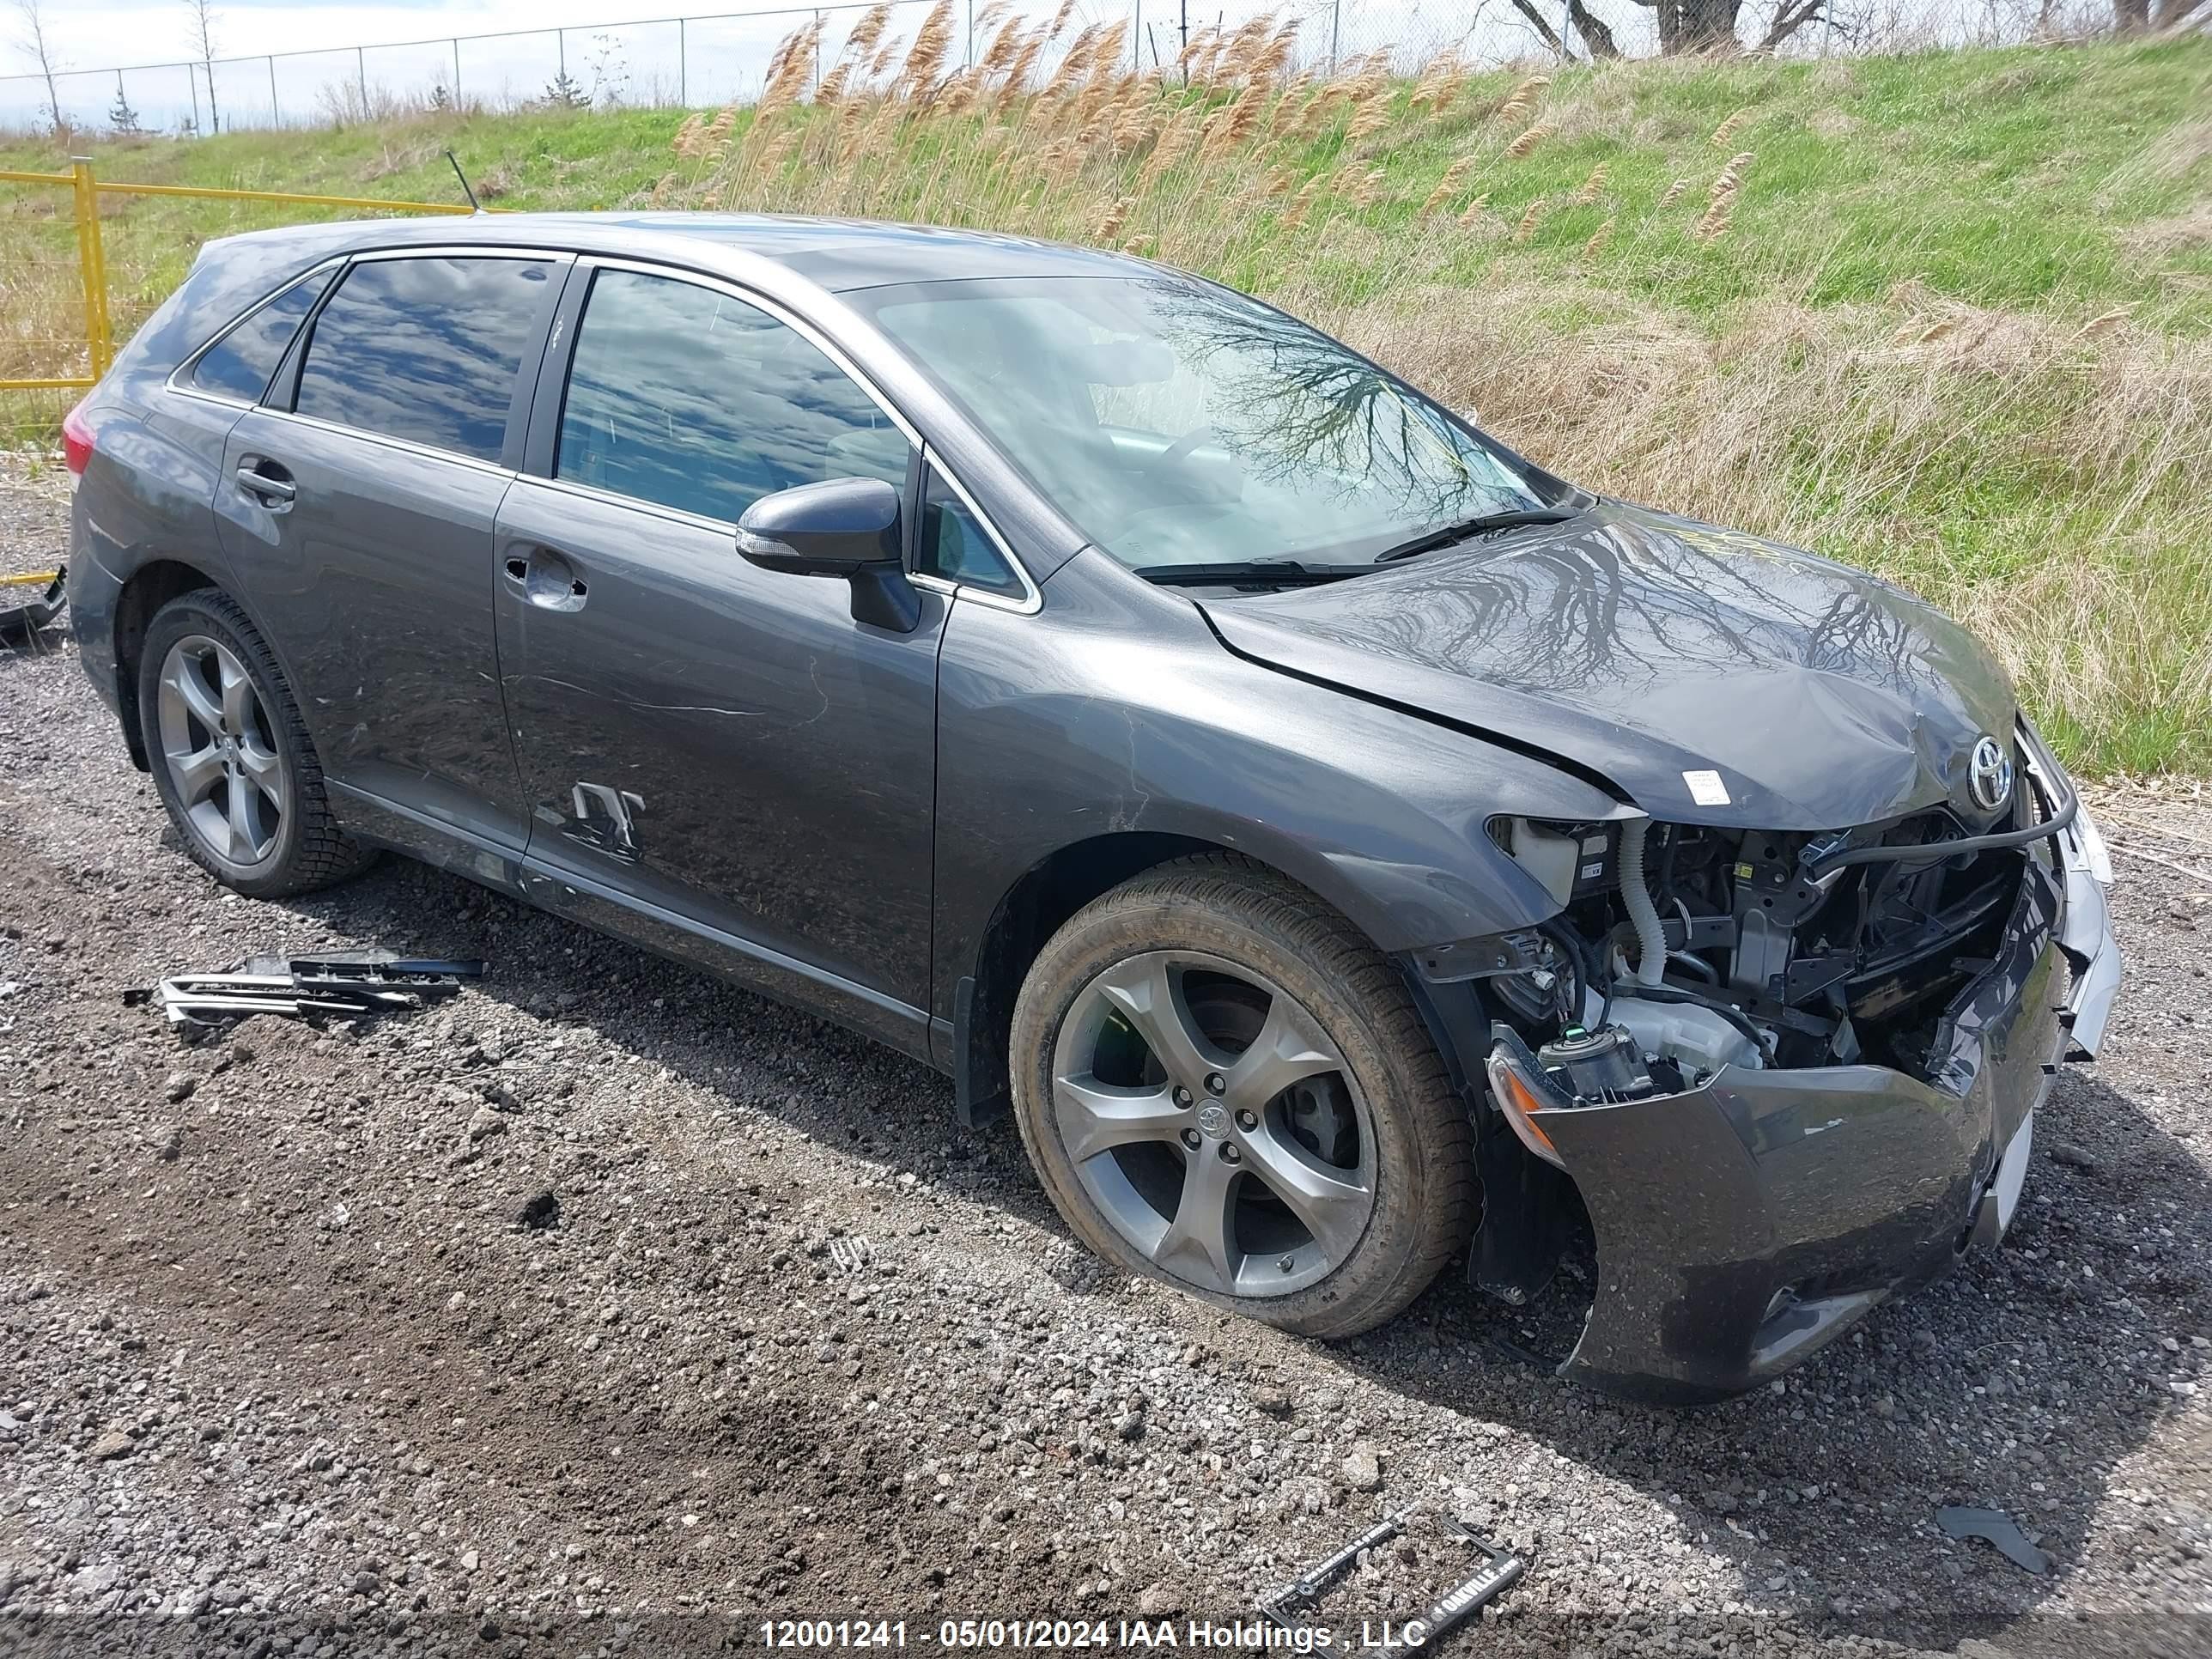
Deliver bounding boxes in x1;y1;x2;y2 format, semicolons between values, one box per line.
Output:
191;268;335;404
294;256;556;463
556;268;909;525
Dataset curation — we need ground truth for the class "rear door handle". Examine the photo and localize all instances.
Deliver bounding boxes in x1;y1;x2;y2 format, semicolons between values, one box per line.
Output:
235;459;295;509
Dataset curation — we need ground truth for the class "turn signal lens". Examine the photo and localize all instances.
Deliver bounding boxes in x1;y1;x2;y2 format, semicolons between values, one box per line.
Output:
1486;1053;1565;1168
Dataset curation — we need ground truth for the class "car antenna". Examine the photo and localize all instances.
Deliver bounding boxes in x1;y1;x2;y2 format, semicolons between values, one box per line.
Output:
445;149;483;214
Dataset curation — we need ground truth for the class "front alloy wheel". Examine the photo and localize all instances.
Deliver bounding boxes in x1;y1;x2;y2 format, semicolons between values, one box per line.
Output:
1053;950;1376;1298
1012;854;1474;1339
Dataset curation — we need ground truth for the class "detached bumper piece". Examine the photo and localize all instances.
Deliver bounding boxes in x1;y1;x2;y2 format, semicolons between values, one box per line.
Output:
1486;806;2122;1406
0;567;65;640
125;952;483;1032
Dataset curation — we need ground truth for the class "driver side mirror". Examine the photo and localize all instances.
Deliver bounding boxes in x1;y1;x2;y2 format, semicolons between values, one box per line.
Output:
737;477;921;633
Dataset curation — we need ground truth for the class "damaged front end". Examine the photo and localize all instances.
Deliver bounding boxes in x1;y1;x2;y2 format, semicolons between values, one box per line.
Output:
1443;721;2120;1405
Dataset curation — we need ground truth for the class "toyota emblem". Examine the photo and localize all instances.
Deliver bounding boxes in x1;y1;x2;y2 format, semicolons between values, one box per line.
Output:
1967;735;2013;813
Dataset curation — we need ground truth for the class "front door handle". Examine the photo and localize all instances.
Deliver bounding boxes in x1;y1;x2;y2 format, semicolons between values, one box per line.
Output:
502;546;588;611
235;459;295;510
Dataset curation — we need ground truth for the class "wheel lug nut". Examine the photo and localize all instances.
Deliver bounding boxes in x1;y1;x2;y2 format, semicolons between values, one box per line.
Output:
1172;1085;1192;1108
1235;1109;1258;1132
1219;1144;1240;1164
1278;1255;1296;1272
1180;1128;1201;1151
1204;1073;1226;1096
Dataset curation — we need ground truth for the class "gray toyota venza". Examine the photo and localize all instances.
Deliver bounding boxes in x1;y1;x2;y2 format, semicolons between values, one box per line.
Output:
61;214;2121;1403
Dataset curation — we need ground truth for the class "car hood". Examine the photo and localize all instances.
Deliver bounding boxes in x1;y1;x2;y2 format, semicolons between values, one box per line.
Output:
1199;503;2018;830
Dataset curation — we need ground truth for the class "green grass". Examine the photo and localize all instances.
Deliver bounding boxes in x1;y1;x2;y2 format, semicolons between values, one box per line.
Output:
3;37;2209;774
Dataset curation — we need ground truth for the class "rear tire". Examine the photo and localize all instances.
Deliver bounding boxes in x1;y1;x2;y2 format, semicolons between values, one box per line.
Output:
1009;854;1474;1338
137;589;374;900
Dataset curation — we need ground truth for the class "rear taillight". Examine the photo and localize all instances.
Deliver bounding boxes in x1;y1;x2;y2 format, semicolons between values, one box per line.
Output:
62;398;94;477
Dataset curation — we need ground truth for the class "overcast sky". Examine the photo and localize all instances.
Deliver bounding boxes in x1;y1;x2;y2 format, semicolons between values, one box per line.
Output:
10;0;1103;128
15;0;1491;131
32;0;763;69
10;0;1984;133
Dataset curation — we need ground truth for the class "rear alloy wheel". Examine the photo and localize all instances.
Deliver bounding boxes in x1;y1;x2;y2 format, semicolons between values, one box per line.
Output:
1011;854;1474;1338
155;634;290;870
137;589;373;899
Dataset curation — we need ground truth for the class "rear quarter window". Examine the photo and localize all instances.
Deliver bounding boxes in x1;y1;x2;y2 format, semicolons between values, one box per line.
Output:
189;267;336;404
293;255;557;463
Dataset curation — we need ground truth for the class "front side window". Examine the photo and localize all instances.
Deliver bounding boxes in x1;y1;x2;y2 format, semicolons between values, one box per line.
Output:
294;256;556;463
556;268;910;526
860;276;1557;573
191;267;335;404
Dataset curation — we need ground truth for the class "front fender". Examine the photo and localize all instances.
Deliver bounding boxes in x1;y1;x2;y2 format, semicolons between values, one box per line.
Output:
930;553;1625;1028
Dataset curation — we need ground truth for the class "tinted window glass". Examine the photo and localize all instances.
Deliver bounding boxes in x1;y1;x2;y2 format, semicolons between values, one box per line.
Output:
557;269;909;524
191;268;334;403
921;469;1022;597
295;256;554;462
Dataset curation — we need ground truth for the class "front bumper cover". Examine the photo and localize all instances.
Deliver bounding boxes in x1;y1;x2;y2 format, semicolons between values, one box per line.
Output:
1498;806;2121;1407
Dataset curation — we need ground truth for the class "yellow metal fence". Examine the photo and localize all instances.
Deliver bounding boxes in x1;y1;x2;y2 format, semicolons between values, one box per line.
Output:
0;156;477;397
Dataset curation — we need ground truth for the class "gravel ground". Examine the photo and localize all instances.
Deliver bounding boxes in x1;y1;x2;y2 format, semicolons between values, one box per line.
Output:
3;464;2209;1658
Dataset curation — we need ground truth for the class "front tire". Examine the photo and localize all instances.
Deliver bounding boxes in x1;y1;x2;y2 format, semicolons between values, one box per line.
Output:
137;589;373;899
1009;854;1474;1338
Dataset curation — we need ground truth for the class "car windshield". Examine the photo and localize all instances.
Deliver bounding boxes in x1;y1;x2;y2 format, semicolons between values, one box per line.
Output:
859;275;1555;572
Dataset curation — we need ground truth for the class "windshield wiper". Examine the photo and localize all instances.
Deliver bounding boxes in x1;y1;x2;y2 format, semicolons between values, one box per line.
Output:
1371;507;1581;564
1136;560;1367;589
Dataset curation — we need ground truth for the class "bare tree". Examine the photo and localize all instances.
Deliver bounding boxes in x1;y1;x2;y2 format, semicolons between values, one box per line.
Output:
1571;0;1626;56
1506;0;1625;58
11;0;65;139
1759;0;1835;46
1506;0;1575;57
1627;0;1834;52
1629;0;1744;52
2147;0;2205;26
184;0;219;135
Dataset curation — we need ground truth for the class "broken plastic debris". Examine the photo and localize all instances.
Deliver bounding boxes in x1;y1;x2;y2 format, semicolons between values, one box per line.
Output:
124;950;483;1032
1936;1504;2051;1574
0;567;64;640
1259;1511;1527;1650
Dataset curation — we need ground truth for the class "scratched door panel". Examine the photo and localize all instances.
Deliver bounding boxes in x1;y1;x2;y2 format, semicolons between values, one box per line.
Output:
214;409;526;850
493;477;947;1012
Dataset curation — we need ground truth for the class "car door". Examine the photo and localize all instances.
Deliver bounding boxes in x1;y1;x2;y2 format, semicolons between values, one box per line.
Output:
212;248;568;860
495;260;947;1045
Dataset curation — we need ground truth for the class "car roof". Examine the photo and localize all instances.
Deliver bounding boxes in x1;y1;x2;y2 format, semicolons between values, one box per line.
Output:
217;210;1152;295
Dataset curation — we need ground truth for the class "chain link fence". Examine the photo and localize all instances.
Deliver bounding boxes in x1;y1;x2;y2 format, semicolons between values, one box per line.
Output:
2;0;2115;138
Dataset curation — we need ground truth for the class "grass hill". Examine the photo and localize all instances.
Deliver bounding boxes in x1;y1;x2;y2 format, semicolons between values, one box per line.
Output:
4;31;2209;773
